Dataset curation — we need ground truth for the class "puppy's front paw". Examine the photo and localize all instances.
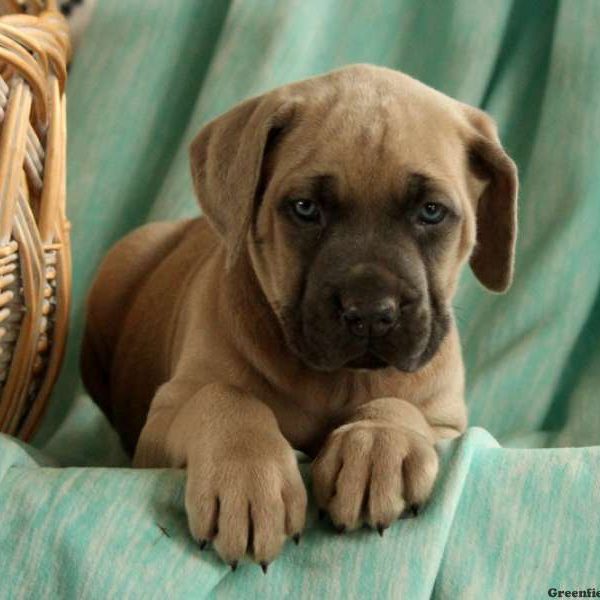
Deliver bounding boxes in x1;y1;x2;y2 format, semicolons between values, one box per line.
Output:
185;437;307;568
312;422;438;532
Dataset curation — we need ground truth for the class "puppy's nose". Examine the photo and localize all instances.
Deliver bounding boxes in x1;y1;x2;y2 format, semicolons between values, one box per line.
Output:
341;297;398;338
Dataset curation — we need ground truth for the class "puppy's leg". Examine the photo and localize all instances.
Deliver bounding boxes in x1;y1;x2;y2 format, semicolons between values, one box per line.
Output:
81;220;191;419
312;398;453;533
135;381;307;567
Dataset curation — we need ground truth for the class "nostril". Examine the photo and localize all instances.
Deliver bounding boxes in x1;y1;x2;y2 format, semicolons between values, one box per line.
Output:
370;299;398;337
348;319;367;336
377;313;395;325
342;307;367;336
342;305;361;323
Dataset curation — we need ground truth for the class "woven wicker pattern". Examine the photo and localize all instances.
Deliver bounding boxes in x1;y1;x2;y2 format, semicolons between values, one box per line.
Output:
0;0;70;440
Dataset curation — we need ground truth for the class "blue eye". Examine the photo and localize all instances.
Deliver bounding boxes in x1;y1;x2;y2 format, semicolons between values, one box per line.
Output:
292;199;321;222
418;202;447;225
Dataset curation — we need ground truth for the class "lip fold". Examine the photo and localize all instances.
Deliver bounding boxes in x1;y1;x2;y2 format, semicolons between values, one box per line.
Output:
344;351;389;370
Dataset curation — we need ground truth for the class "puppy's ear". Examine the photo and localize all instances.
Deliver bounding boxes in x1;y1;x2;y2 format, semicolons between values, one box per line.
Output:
189;93;297;264
466;110;518;293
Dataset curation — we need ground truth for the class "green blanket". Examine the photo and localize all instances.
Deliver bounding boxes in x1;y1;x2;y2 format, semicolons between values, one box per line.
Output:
2;1;600;597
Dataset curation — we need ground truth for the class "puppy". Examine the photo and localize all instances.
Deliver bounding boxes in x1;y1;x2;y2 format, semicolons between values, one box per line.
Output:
81;64;517;569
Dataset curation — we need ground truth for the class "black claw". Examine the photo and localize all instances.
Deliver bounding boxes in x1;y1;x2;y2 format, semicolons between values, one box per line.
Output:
335;524;346;534
230;561;238;572
376;523;386;537
292;533;301;545
318;509;326;521
260;562;269;574
199;539;208;550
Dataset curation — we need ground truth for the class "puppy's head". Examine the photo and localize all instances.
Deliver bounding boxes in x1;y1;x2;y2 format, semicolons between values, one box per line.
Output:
190;65;517;372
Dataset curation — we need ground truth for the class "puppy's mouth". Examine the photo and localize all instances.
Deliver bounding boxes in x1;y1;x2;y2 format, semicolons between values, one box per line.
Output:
344;351;389;370
279;293;449;374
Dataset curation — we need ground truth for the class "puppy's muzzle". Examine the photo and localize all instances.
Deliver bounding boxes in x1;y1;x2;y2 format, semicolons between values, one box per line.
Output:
288;262;432;373
334;266;423;370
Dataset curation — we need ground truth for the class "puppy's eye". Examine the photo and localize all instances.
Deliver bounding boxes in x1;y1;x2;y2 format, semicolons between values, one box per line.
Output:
291;199;321;223
418;202;447;225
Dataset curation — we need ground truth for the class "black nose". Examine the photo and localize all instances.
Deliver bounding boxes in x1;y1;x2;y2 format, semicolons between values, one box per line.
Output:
341;297;398;338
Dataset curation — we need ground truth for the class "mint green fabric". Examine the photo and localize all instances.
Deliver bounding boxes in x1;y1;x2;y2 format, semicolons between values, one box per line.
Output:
1;0;600;597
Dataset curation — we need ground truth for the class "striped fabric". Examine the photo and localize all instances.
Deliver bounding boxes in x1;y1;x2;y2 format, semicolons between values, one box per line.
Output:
1;1;599;598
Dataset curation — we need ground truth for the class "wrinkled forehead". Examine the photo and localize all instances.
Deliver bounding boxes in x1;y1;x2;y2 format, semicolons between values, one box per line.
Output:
274;78;471;204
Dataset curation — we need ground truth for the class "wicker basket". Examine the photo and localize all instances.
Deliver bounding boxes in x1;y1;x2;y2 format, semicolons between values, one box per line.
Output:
0;0;70;440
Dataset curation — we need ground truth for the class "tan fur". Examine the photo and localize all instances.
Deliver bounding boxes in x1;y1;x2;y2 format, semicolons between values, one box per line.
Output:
81;65;517;566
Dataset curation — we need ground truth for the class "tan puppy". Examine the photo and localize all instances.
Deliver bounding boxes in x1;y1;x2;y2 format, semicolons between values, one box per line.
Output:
81;64;517;570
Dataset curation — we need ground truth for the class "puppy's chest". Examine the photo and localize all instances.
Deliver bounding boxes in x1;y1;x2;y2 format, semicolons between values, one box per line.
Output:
262;371;425;451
